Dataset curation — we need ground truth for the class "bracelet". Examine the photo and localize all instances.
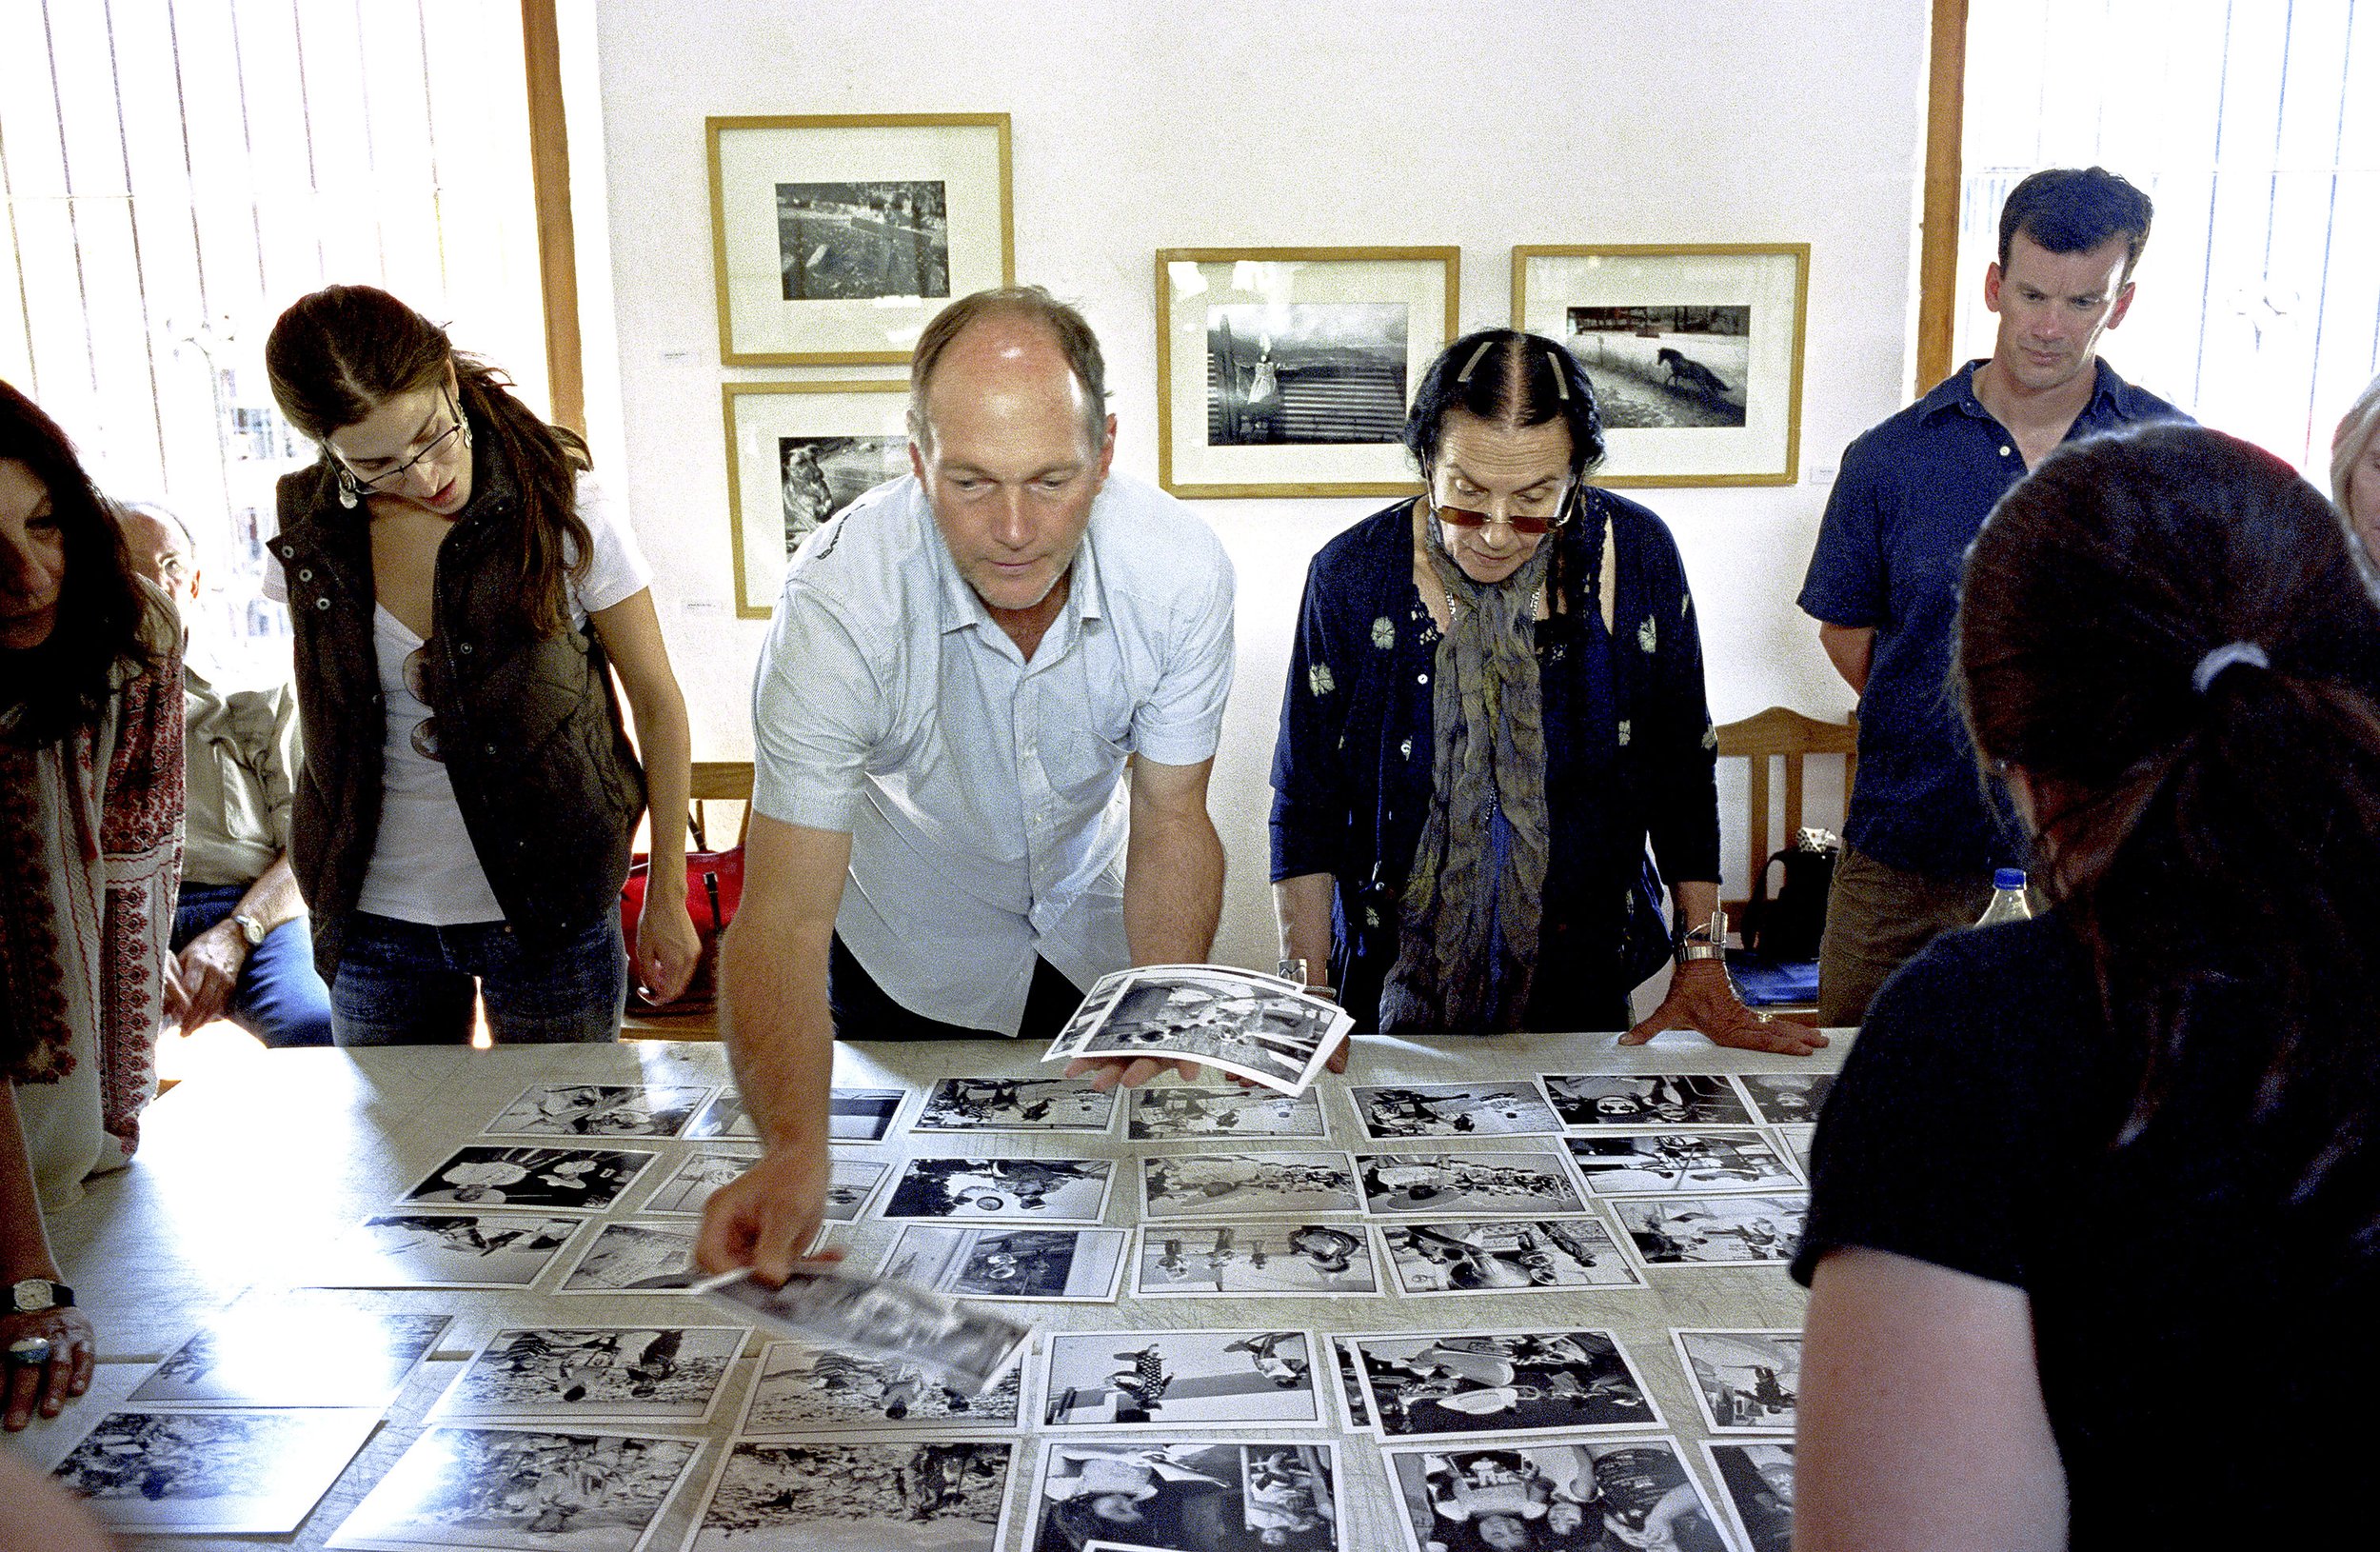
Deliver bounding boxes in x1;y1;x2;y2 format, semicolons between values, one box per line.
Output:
1675;943;1727;965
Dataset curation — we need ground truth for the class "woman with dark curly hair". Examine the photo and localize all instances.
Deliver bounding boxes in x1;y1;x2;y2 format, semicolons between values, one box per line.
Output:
0;381;185;1429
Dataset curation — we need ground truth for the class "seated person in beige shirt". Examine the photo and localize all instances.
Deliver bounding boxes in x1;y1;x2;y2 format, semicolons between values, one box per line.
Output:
118;503;329;1046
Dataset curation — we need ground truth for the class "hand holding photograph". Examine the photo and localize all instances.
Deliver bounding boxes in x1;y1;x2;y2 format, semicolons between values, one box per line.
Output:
1046;965;1352;1095
697;1263;1031;1395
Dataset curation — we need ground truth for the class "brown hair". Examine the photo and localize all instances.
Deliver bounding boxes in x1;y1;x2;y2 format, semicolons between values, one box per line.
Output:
265;286;592;636
906;286;1108;455
1958;424;2380;1221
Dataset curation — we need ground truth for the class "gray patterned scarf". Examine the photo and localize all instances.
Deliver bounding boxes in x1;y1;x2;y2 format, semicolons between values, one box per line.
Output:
1377;522;1557;1034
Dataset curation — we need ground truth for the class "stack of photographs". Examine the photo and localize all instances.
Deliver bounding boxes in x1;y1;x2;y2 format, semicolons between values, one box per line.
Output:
1042;964;1352;1094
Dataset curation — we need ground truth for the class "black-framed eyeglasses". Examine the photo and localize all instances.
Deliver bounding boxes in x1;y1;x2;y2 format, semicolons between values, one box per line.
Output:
337;388;468;497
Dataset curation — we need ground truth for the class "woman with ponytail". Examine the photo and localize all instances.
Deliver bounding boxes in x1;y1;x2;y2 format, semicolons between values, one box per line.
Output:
263;286;697;1044
1791;425;2380;1546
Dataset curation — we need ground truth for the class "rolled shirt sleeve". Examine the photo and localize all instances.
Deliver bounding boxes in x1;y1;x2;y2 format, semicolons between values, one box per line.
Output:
1127;526;1236;768
1795;433;1888;628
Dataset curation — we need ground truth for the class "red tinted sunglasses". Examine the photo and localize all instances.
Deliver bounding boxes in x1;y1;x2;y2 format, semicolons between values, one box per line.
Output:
1428;480;1576;537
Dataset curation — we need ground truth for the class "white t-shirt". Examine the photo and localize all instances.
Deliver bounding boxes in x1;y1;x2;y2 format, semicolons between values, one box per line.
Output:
268;471;653;925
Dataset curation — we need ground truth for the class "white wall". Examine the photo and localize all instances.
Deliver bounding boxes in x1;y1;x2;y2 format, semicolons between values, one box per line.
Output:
586;0;1925;972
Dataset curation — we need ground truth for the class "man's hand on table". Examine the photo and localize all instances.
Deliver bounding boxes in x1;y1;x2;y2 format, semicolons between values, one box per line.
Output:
1062;1055;1202;1092
695;1147;845;1283
2;1303;94;1431
1620;961;1830;1057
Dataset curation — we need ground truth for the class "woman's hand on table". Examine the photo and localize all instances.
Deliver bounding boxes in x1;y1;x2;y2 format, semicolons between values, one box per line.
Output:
2;1303;94;1431
694;1146;843;1283
1620;961;1830;1057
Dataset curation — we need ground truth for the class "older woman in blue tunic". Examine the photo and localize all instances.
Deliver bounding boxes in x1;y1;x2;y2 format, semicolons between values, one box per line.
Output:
1269;329;1817;1053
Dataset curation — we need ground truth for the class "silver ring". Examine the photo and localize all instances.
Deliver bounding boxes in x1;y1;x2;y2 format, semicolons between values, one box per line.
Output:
7;1336;53;1365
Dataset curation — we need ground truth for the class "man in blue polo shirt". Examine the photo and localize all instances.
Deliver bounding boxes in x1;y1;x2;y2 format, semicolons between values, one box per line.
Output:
1798;167;2183;1026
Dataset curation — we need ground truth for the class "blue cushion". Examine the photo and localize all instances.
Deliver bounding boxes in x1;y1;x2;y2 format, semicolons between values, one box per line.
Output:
1730;954;1820;1006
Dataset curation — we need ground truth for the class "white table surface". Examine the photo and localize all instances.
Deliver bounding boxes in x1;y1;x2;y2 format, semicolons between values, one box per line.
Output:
6;1027;1851;1551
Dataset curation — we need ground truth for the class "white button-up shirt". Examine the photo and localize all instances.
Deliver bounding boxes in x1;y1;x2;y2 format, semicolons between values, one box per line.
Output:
751;470;1235;1034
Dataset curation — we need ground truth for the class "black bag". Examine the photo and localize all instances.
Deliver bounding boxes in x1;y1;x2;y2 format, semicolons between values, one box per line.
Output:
1741;827;1840;962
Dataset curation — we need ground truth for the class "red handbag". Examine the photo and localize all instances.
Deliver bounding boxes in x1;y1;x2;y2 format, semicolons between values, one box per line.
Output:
620;844;744;1012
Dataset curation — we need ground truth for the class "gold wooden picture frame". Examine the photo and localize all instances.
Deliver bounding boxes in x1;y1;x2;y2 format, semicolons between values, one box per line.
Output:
1513;244;1811;487
723;379;911;618
1155;246;1459;499
706;114;1014;366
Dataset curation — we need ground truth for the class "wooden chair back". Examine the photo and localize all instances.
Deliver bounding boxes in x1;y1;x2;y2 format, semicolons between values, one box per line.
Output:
687;760;756;849
1713;707;1857;923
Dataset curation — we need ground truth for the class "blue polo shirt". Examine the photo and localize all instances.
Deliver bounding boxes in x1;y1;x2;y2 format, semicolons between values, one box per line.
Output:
1798;360;2184;878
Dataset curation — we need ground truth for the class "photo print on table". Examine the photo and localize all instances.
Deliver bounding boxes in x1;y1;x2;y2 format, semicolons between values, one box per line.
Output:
1738;1072;1834;1126
1381;1436;1728;1552
881;1224;1129;1302
1702;1440;1795;1552
1047;964;1351;1094
1775;1124;1815;1176
635;1144;761;1217
482;1084;711;1140
878;1155;1116;1224
1027;1439;1340;1552
1131;1222;1380;1297
1349;1332;1660;1443
1379;1217;1646;1295
1611;1194;1809;1268
434;1326;748;1425
1673;1329;1801;1434
1129;1084;1329;1141
1041;1330;1324;1429
129;1300;449;1407
699;1264;1031;1395
686;1085;903;1143
1351;1082;1563;1141
780;434;908;549
913;1076;1118;1134
738;1342;1024;1434
327;1425;703;1552
319;1212;584;1290
1329;1336;1372;1429
1562;1129;1802;1196
398;1144;662;1214
557;1222;703;1293
687;1440;1012;1552
52;1407;382;1535
775;179;951;302
1139;1150;1363;1220
1541;1073;1755;1128
1205;302;1410;447
1357;1149;1588;1217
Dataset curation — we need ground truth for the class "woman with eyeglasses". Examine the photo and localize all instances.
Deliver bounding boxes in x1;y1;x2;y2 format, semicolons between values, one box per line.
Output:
261;286;699;1045
1269;328;1809;1052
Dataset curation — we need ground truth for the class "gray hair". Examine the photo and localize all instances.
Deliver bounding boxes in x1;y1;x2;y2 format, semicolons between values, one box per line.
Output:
906;286;1109;456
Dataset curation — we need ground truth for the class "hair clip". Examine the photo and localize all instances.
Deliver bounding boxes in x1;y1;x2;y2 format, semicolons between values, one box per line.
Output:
1545;345;1571;401
1455;339;1497;385
2192;640;2269;695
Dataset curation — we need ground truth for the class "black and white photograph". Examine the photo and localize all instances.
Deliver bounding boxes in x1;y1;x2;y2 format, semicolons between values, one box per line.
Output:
322;1212;584;1289
1775;1124;1815;1176
739;1342;1024;1434
635;1144;763;1217
1563;1130;1802;1195
483;1084;711;1140
878;1155;1116;1224
1132;1223;1380;1297
1673;1330;1801;1434
1050;965;1350;1095
435;1327;747;1424
684;1087;760;1140
881;1224;1129;1302
1540;1074;1755;1129
1028;1440;1340;1552
129;1300;449;1407
779;435;907;550
1041;1330;1323;1429
1379;1218;1645;1295
1129;1085;1329;1141
1610;1194;1809;1268
556;1222;703;1293
775;179;948;301
1702;1441;1795;1552
1351;1083;1563;1141
399;1144;661;1214
699;1264;1031;1395
914;1076;1119;1134
1564;305;1751;428
1357;1150;1588;1217
1738;1073;1835;1126
327;1426;703;1552
687;1441;1013;1552
1350;1332;1658;1442
688;1085;903;1142
1140;1151;1363;1220
1330;1337;1372;1429
53;1407;381;1534
1382;1437;1729;1552
1205;302;1409;447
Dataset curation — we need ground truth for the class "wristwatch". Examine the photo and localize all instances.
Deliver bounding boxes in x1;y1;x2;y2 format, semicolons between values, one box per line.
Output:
4;1278;73;1315
232;913;268;948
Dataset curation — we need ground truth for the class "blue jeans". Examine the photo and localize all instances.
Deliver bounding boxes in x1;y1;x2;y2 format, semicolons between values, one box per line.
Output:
330;911;626;1047
172;883;335;1048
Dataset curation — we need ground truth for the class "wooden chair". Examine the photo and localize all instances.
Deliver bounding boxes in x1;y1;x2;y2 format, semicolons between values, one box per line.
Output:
621;760;754;1041
1713;707;1857;1021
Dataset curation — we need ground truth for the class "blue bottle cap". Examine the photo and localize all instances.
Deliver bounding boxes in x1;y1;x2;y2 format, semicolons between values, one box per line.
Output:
1993;867;2028;890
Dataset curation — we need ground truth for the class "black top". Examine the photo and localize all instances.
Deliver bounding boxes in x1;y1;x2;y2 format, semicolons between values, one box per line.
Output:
1795;910;2379;1542
1268;493;1719;1032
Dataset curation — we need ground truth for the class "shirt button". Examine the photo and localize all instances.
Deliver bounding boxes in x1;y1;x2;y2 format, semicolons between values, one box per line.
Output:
1418;672;1429;685
459;643;472;655
315;597;330;610
1999;445;2013;456
297;568;313;582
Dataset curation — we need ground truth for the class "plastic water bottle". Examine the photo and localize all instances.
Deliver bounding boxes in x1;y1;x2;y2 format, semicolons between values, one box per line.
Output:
1974;867;2033;927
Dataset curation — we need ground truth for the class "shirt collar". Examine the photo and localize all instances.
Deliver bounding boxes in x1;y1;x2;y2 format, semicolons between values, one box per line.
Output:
1924;357;2131;424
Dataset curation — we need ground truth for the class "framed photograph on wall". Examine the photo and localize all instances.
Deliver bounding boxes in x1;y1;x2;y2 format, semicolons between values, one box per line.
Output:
706;114;1014;365
1513;244;1810;486
1155;246;1459;499
723;380;911;618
